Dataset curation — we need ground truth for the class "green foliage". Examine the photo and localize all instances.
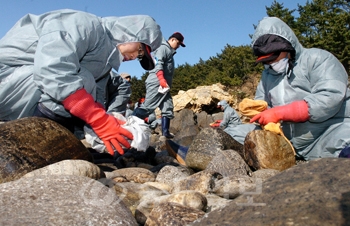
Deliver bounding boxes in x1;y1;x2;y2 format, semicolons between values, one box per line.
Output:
129;0;349;98
296;0;350;72
129;74;146;103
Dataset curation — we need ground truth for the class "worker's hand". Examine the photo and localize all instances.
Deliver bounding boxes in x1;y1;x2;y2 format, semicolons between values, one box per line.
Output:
210;122;220;127
250;100;309;126
63;89;133;155
215;120;222;123
156;70;168;88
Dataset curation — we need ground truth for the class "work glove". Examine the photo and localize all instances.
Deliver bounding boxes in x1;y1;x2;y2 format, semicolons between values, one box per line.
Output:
63;89;133;156
250;100;309;126
156;70;168;88
210;122;220;128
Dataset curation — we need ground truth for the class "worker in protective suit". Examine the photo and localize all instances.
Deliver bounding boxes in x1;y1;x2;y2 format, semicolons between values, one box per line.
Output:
215;100;242;130
241;16;350;160
0;9;163;156
132;32;186;138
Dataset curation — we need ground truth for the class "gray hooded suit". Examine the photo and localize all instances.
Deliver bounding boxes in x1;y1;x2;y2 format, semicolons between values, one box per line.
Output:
0;9;162;121
232;17;350;160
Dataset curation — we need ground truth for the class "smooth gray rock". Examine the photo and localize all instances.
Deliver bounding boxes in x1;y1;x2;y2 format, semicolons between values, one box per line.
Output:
111;167;156;183
0;175;137;225
172;171;222;195
212;175;258;199
171;109;196;134
22;159;105;179
185;127;244;170
195;111;214;129
156;165;194;188
205;149;252;177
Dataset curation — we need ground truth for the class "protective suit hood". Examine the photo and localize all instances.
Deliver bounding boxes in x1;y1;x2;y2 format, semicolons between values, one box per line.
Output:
251;17;303;61
102;15;163;52
218;100;228;109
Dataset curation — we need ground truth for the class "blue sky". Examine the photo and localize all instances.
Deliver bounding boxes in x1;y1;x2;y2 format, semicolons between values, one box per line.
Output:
0;0;307;78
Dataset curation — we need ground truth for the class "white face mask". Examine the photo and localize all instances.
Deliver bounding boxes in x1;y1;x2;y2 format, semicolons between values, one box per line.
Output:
269;55;289;73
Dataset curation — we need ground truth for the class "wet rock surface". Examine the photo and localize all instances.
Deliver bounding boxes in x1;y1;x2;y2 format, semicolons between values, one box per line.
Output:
0;117;92;183
244;130;296;171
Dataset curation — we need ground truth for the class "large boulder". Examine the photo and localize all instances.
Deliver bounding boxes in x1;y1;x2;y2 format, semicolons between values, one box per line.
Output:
244;130;296;171
172;83;237;113
0;175;137;225
192;158;350;225
0;117;92;183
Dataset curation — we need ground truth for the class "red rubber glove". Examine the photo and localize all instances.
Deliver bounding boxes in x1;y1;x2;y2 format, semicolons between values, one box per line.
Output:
63;89;133;155
210;122;221;128
250;100;309;125
215;120;222;123
156;70;168;88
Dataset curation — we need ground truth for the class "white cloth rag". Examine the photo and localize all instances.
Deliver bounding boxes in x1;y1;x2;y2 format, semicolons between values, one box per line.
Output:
84;113;151;153
158;85;170;94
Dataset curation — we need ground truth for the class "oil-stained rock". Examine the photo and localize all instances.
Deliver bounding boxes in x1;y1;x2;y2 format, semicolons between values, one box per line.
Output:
0;117;92;183
244;130;296;171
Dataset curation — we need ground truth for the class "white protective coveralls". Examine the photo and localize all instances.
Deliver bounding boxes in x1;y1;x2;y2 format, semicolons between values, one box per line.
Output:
232;17;350;160
0;9;162;123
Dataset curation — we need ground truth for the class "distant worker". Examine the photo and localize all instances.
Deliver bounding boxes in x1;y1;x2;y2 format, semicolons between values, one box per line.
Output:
133;32;186;138
211;100;242;132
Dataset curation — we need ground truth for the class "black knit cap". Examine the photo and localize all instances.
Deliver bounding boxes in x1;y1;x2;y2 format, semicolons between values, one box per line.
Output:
253;34;295;63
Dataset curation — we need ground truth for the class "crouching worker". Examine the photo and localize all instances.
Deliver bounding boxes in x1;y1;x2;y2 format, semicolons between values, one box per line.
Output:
166;17;350;162
248;17;350;160
210;100;242;129
0;9;163;156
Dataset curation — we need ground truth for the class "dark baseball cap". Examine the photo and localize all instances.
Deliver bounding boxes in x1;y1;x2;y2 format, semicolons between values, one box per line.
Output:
140;43;155;70
169;32;186;47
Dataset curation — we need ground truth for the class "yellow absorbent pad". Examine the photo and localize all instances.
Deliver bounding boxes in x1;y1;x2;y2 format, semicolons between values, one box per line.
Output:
238;98;268;118
239;98;296;155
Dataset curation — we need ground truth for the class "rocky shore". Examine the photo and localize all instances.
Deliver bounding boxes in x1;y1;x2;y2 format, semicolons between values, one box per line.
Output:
0;84;349;225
